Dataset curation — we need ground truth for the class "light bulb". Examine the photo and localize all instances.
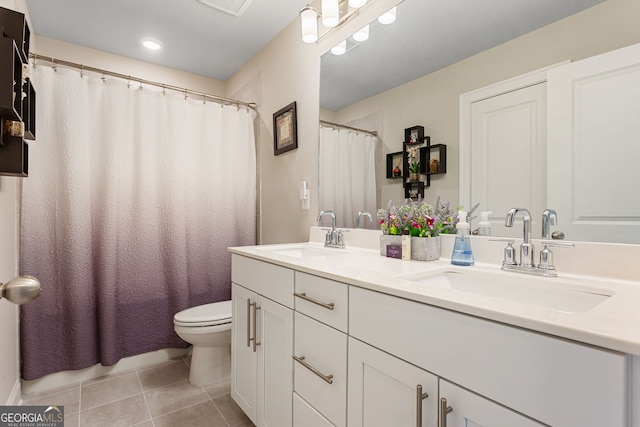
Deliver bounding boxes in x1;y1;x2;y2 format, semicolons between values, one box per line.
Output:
141;39;163;50
378;6;397;25
300;7;318;44
322;0;340;28
331;40;347;55
352;24;369;42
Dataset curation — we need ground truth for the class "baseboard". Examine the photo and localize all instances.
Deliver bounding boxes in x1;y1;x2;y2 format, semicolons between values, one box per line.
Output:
6;379;22;405
21;347;190;396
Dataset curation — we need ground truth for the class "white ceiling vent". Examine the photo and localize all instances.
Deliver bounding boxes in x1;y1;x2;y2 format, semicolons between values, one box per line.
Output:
197;0;255;16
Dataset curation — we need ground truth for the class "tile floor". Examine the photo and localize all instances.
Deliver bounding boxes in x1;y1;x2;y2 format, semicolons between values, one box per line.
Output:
21;356;254;427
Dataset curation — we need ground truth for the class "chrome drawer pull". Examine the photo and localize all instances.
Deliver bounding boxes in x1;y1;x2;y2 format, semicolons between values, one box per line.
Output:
293;292;335;310
292;355;334;384
252;302;261;353
416;385;429;427
438;397;452;427
246;299;252;348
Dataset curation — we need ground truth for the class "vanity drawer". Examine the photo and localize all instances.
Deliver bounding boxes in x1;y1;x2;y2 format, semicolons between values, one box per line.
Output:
231;254;294;308
349;286;628;427
294;312;347;427
294;272;348;332
293;392;336;427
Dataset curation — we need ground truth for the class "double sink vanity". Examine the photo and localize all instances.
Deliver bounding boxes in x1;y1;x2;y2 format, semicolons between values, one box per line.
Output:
228;227;640;427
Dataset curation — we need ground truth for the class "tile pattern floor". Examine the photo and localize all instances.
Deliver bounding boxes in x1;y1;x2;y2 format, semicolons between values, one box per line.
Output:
21;356;254;427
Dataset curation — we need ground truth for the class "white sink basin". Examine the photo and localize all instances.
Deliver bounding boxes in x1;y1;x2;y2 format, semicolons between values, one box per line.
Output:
397;270;613;312
257;245;344;259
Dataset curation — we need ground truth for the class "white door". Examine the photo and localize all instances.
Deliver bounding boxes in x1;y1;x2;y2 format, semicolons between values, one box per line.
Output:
469;83;547;237
439;380;544;427
347;338;438;427
257;296;293;427
231;283;258;423
547;43;640;244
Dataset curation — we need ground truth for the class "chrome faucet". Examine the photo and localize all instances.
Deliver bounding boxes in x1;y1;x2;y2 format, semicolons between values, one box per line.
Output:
356;211;373;229
542;209;557;239
317;210;345;248
505;208;534;267
500;207;573;277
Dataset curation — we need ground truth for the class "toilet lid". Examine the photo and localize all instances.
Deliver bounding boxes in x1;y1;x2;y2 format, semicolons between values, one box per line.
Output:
174;300;232;327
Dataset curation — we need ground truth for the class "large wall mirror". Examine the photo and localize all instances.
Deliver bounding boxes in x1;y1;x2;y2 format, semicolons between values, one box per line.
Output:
318;0;640;244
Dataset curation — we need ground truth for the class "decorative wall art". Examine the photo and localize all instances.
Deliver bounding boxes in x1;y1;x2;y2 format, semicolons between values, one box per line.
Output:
273;101;298;155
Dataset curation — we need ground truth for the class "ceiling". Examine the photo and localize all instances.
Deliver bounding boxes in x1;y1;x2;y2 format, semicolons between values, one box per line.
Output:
25;0;606;110
25;0;310;81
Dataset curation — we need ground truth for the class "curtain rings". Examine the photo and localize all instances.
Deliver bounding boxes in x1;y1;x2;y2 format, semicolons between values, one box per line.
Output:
80;64;84;79
101;70;106;82
51;57;57;72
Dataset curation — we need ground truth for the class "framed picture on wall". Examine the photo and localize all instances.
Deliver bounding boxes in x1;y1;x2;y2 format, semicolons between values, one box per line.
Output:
273;101;298;155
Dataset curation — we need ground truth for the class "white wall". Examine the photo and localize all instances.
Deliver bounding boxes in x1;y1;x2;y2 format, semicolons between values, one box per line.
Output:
330;0;640;210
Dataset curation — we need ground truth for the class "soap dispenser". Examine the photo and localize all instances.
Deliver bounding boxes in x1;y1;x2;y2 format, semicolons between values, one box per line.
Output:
478;211;493;236
451;210;474;266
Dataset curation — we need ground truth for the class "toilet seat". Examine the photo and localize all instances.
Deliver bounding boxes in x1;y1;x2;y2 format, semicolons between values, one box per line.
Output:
174;300;232;327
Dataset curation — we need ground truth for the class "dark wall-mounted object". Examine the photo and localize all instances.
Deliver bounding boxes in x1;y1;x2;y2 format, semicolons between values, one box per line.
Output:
386;151;403;179
0;7;30;62
0;133;28;176
404;125;424;144
0;37;22;120
0;6;35;177
420;144;447;175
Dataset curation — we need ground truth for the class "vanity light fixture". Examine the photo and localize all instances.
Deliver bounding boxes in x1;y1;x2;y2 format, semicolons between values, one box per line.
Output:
378;6;397;25
300;6;319;43
141;38;163;50
331;40;347;55
352;24;369;42
322;0;340;27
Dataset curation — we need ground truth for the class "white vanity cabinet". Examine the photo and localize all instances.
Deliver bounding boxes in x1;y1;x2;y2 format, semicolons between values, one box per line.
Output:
231;255;294;427
348;337;438;427
349;286;628;427
293;272;349;427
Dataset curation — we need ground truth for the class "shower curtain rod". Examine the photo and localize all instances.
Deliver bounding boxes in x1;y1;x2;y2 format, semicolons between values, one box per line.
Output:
29;53;257;110
319;120;378;137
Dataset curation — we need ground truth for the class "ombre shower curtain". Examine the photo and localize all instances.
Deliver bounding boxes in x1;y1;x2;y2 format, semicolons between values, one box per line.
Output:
318;126;377;229
20;65;256;380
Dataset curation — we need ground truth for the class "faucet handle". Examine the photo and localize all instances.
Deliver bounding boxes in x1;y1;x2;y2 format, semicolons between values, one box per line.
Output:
538;241;575;273
490;239;517;267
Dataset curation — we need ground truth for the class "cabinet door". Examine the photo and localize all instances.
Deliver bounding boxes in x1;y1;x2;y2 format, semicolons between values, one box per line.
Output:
257;295;293;427
347;338;438;427
231;283;258;423
547;42;640;243
294;392;336;427
439;380;544;427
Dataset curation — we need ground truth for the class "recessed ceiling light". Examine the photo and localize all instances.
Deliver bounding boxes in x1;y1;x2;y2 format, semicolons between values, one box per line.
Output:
141;39;163;50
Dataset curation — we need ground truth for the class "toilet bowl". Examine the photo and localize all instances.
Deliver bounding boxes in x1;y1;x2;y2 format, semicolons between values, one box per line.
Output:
174;300;232;386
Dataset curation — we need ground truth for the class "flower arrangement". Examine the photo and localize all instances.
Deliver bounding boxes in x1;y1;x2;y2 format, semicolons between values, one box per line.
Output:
377;197;479;238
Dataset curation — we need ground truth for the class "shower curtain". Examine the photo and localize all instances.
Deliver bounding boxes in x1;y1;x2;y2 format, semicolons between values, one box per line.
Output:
318;126;377;229
20;65;256;380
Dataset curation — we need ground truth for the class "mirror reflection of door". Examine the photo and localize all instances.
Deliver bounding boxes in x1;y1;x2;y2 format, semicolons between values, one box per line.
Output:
463;74;547;238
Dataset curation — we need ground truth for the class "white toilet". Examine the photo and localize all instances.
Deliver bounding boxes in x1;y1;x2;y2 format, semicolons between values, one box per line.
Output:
173;300;232;386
